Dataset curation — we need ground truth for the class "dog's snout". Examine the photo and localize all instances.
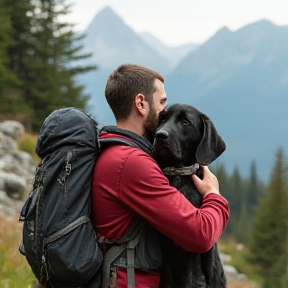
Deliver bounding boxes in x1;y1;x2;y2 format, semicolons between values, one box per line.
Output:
155;129;169;139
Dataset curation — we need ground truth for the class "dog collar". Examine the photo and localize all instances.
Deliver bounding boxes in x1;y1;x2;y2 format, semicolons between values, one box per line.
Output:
162;163;200;176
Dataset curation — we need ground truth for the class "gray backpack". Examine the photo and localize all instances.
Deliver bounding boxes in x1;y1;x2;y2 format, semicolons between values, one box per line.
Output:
19;108;149;288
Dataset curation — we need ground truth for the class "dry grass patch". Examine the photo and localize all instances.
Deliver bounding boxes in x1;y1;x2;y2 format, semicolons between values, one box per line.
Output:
0;213;36;288
227;277;261;288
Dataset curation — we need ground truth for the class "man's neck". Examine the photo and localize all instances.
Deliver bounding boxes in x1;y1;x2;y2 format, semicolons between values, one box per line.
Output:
101;126;154;156
117;119;145;137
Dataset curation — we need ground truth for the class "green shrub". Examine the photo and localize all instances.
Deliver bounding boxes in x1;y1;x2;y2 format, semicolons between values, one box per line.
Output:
17;133;39;163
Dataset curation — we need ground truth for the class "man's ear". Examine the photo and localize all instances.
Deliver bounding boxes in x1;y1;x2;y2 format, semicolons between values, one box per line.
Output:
135;94;147;115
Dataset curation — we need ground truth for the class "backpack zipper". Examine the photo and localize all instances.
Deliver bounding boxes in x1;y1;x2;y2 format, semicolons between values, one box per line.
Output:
35;174;44;248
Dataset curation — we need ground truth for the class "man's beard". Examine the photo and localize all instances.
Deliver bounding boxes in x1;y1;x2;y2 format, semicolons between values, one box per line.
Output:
143;106;158;142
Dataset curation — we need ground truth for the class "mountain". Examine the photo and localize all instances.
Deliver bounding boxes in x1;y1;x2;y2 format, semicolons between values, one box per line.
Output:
165;20;288;180
139;32;199;69
77;7;288;182
82;6;168;72
78;6;173;125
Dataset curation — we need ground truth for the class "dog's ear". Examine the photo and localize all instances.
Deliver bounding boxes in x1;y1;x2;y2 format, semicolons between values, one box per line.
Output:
196;114;226;165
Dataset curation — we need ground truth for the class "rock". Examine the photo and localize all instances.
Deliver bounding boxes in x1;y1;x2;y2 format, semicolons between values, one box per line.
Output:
0;151;35;200
220;252;248;282
0;190;23;216
0;131;17;150
0;151;35;176
224;264;247;281
0;172;27;199
224;264;239;278
0;120;25;141
219;252;232;263
0;190;12;204
0;120;36;216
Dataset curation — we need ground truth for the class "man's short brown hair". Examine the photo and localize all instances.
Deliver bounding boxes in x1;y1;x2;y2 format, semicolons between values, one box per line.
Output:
105;64;164;121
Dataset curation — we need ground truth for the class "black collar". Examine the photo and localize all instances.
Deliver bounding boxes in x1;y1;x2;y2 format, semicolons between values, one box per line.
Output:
162;163;200;176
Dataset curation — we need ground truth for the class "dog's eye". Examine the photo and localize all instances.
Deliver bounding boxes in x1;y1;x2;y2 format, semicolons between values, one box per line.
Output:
181;119;190;126
158;113;166;124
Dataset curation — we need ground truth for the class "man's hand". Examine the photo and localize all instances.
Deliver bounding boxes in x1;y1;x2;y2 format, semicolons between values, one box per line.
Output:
192;166;220;197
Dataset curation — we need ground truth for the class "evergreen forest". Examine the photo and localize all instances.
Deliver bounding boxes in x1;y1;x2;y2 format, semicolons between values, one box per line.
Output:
213;147;288;287
0;0;95;131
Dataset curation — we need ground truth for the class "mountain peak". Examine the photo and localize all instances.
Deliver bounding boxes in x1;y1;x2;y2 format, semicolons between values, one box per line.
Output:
247;19;274;27
237;19;276;33
96;6;117;18
214;26;231;37
85;6;124;32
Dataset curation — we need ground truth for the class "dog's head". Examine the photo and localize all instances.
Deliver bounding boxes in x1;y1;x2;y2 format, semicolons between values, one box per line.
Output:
153;103;226;169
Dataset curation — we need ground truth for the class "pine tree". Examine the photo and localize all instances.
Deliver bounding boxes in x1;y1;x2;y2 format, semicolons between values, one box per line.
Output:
0;0;95;130
230;167;250;242
248;147;288;287
0;0;13;86
213;164;229;199
247;162;258;211
246;162;266;228
0;0;32;122
25;0;95;130
213;164;233;237
264;252;288;288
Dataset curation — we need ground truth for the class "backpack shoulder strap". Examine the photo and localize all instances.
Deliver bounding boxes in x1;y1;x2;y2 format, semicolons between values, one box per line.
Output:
101;219;146;288
99;137;140;149
102;226;144;288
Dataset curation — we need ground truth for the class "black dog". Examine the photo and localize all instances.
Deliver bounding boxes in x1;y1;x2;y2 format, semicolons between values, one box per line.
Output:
153;103;227;288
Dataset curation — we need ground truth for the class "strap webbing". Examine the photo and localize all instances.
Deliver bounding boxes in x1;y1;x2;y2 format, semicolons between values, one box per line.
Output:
102;220;145;288
99;137;139;149
126;230;143;288
43;215;90;246
103;244;127;288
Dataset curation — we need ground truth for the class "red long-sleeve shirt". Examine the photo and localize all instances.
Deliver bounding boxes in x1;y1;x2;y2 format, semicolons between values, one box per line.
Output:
91;133;230;288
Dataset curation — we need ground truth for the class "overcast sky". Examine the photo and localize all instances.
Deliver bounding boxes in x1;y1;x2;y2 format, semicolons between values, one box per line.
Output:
66;0;288;46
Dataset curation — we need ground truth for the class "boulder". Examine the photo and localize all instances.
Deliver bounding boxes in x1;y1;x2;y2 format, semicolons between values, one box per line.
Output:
0;120;36;216
0;120;25;141
0;171;28;199
0;131;17;150
224;264;247;281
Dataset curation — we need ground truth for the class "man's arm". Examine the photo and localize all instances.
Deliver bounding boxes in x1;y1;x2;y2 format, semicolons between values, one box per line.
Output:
119;150;230;253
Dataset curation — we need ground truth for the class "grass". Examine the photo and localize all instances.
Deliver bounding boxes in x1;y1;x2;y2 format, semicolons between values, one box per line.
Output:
218;237;262;287
17;133;39;163
0;214;36;288
227;278;260;288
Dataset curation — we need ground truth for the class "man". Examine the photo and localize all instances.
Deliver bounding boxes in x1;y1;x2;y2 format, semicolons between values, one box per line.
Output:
91;64;230;288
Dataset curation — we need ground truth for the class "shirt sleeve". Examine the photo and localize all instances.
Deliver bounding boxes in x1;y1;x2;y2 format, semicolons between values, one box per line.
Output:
117;149;230;253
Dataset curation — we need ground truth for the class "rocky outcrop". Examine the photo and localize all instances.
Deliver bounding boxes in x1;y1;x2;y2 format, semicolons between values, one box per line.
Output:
0;121;36;216
219;252;248;283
